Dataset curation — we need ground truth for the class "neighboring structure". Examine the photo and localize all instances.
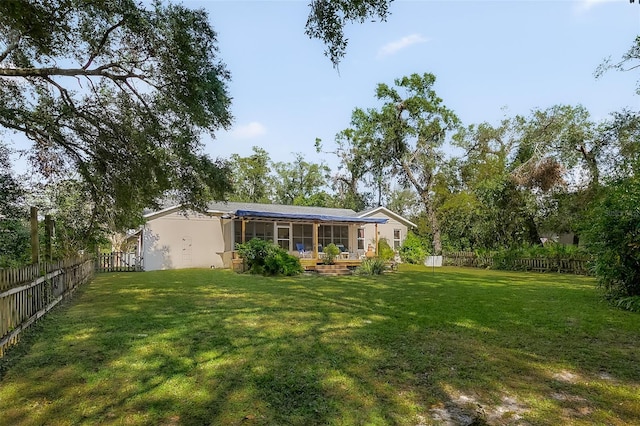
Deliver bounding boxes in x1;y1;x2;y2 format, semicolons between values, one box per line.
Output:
138;202;416;271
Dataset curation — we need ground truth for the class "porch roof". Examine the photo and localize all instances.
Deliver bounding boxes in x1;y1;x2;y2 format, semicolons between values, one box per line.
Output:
235;209;387;224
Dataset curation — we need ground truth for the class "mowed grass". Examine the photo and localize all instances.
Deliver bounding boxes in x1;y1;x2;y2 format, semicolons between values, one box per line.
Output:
0;266;638;425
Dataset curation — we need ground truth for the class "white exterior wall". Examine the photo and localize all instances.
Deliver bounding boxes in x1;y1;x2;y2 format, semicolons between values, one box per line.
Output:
362;212;408;251
142;212;225;271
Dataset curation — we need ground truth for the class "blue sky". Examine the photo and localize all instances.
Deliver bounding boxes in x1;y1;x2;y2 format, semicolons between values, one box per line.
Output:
6;0;640;176
195;0;639;170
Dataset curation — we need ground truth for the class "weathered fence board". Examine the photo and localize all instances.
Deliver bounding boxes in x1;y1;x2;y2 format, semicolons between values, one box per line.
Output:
444;252;495;268
443;252;591;275
96;252;142;272
0;256;94;358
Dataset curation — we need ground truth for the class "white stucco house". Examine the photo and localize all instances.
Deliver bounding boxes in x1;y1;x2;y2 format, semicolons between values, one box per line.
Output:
137;202;416;271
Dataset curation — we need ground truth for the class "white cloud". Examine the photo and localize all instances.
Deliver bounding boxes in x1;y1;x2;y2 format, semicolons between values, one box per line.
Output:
576;0;617;12
231;121;267;139
377;34;429;59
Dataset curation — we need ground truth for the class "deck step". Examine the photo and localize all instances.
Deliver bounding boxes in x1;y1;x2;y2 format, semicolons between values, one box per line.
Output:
315;264;352;276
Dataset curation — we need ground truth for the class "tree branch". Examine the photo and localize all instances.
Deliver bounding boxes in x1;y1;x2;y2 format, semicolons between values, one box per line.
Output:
0;65;146;81
82;19;126;70
0;36;21;63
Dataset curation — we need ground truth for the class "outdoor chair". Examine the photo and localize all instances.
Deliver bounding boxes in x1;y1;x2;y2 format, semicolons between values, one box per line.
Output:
296;243;311;258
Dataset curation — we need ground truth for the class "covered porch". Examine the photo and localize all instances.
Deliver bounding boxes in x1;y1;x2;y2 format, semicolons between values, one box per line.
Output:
228;209;387;271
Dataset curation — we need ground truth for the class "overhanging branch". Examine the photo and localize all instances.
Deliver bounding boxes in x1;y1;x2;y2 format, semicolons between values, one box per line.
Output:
0;65;146;81
82;20;126;70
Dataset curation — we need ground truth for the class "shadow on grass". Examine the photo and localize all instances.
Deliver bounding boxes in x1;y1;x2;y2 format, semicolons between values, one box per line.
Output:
0;267;638;425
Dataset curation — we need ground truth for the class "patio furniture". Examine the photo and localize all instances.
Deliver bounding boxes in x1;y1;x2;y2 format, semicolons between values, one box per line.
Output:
296;243;311;258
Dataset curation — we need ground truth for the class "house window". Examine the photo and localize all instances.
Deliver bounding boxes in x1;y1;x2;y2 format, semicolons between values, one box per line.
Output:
357;228;365;250
292;224;313;252
318;224;349;251
277;226;290;250
234;220;274;246
393;229;401;250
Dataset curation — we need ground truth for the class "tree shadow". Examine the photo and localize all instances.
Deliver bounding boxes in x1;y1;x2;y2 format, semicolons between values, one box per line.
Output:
0;267;638;425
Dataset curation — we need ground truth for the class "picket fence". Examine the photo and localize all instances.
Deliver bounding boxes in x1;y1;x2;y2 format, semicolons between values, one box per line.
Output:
96;252;142;272
0;256;94;357
443;252;592;275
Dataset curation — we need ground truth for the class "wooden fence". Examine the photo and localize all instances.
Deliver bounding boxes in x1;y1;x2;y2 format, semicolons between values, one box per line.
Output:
444;252;495;268
96;252;142;272
443;252;592;275
0;256;94;357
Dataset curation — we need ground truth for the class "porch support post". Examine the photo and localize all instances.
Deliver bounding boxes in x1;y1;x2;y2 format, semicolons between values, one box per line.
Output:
241;219;246;244
375;223;379;255
313;221;319;259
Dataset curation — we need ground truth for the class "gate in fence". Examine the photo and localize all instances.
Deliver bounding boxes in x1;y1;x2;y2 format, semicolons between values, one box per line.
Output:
96;252;143;272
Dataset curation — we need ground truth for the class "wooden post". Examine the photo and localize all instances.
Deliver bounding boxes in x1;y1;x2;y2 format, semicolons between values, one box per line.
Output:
241;219;246;244
375;223;379;255
44;215;53;261
30;207;39;265
313;221;319;259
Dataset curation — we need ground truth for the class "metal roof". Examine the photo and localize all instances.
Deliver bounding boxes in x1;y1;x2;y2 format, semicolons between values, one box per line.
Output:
206;201;359;218
235;209;387;224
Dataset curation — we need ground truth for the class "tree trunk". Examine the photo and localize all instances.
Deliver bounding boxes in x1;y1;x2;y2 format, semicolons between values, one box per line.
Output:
400;159;443;254
428;206;443;255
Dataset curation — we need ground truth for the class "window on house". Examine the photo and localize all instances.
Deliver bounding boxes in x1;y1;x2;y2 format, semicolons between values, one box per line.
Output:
277;226;290;250
318;224;349;251
357;228;365;250
234;220;274;245
292;224;313;251
393;229;401;250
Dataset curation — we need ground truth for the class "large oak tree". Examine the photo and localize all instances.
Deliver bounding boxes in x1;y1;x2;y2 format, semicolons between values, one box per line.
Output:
0;0;233;232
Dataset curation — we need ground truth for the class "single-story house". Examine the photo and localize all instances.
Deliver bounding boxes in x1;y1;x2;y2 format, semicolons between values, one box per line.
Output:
138;202;416;271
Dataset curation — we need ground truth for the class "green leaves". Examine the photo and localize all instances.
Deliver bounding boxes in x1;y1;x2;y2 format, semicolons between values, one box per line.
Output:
337;73;459;253
584;175;640;301
305;0;392;68
0;0;233;241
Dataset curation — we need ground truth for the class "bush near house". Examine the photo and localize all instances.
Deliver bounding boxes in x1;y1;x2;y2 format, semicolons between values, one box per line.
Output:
322;243;340;265
354;257;386;275
398;231;430;264
376;238;395;262
235;238;303;276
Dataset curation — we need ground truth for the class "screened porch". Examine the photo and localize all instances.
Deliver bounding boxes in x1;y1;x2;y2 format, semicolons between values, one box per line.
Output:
228;209;387;267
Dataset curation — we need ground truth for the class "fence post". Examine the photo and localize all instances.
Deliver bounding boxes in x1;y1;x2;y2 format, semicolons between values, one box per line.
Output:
30;207;39;265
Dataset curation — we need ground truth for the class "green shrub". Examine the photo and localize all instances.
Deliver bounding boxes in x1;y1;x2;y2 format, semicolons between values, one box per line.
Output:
355;258;386;275
614;296;640;312
263;248;304;276
399;232;429;264
323;243;340;265
583;176;640;305
236;238;302;276
377;238;395;262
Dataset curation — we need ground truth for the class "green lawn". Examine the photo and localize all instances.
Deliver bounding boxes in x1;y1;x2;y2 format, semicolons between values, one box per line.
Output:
0;266;638;425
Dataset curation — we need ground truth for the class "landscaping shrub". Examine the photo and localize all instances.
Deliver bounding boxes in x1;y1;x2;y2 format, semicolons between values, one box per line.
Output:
263;248;304;276
399;231;429;264
355;258;386;275
323;243;340;265
377;238;395;262
236;238;302;276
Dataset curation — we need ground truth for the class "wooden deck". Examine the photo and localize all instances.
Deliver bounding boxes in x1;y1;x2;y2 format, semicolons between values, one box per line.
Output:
232;255;365;272
300;258;363;271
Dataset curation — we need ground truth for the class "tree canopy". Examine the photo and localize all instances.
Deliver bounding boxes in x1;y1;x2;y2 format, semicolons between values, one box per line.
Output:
0;0;233;230
337;73;459;253
305;0;393;67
